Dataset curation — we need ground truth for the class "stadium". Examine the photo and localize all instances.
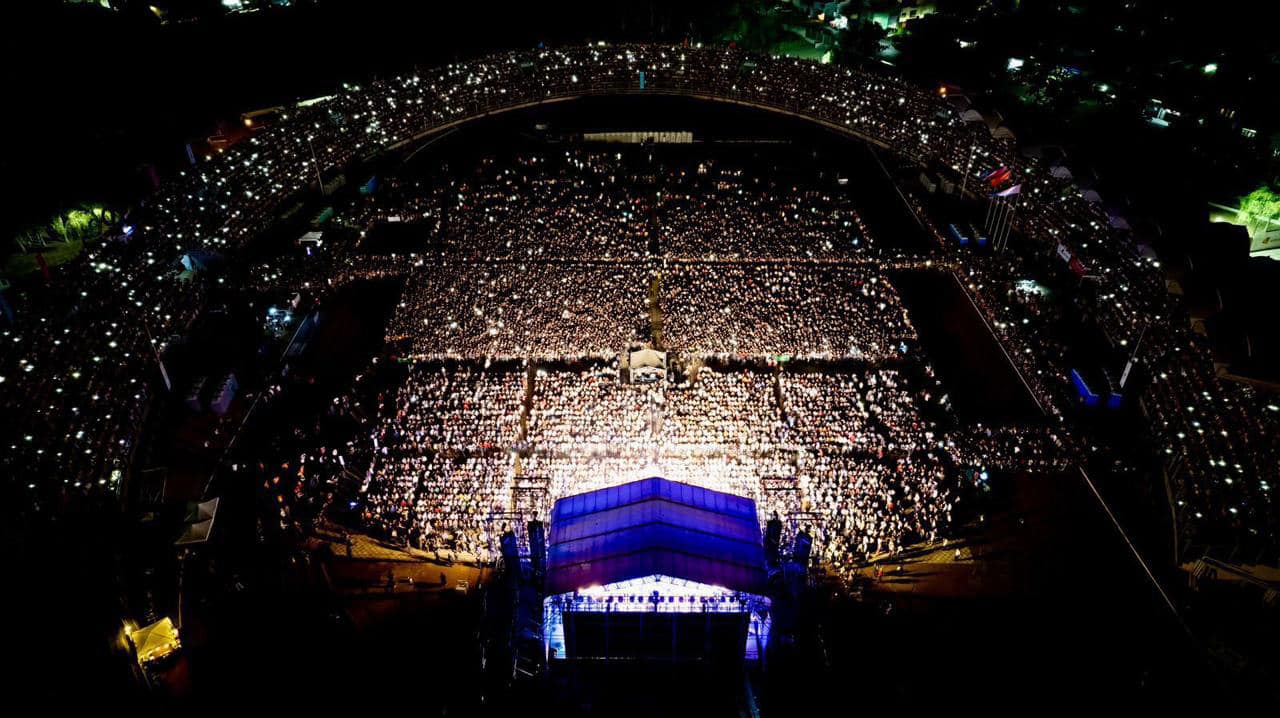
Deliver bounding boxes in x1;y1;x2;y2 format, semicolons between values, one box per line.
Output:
7;11;1280;716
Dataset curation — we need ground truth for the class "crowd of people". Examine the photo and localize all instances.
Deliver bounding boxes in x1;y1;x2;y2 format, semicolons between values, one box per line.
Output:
658;162;867;259
359;365;524;555
4;40;1274;563
1;235;203;509
386;262;651;358
953;261;1069;415
775;370;959;569
338;352;1015;572
442;153;651;260
949;425;1070;474
779;371;935;454
802;454;955;572
661;264;915;360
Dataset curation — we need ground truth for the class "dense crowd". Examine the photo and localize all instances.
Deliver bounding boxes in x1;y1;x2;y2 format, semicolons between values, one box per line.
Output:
360;365;524;554
443;153;651;260
3;41;1273;562
658;163;866;259
387;262;651;358
1;236;202;508
661;264;914;360
345;355;1002;572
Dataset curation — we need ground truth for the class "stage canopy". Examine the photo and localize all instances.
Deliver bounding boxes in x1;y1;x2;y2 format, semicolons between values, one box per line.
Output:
545;476;765;596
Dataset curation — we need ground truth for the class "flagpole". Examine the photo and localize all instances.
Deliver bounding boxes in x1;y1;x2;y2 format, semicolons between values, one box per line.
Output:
960;143;977;197
1001;206;1016;251
999;199;1013;250
1007;191;1023;250
994;199;1006;250
991;199;1005;245
1002;192;1020;251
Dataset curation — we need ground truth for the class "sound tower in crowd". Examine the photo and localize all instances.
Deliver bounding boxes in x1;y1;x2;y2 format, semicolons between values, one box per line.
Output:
500;529;521;575
764;515;783;567
528;520;547;580
791;530;813;567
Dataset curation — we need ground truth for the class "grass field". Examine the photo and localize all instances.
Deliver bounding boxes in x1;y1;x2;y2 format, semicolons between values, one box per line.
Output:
2;239;84;278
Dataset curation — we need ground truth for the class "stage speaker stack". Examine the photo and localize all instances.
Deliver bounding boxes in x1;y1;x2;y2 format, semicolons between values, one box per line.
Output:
528;520;547;580
792;530;813;567
500;530;521;574
764;516;783;567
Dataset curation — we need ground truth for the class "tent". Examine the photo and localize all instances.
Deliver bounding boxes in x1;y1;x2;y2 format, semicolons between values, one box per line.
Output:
130;617;180;664
543;477;771;662
545;477;766;596
629;348;666;370
176;497;219;546
628;348;667;383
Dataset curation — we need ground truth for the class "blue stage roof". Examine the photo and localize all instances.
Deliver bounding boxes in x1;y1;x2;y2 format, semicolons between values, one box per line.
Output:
546;477;766;596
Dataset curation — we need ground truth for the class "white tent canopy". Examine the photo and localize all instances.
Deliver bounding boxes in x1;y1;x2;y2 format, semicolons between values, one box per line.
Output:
630;349;667;370
628;349;667;383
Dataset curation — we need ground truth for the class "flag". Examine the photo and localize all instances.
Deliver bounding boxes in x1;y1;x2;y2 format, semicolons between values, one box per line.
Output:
984;167;1012;187
994;183;1022;197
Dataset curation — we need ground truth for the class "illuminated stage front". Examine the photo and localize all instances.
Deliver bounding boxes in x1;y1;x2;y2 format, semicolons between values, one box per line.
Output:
542;477;771;663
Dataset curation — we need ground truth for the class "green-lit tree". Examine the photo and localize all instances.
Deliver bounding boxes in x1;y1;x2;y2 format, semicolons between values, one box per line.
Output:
10;205;117;254
1238;186;1280;236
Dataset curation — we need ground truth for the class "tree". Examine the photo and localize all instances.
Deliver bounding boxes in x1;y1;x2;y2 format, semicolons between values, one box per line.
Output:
721;2;787;54
1238;186;1280;236
9;205;116;255
832;19;886;66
